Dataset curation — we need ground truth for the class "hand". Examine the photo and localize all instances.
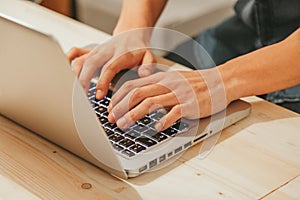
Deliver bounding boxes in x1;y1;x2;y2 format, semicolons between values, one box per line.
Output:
67;47;91;73
66;30;157;99
107;69;228;131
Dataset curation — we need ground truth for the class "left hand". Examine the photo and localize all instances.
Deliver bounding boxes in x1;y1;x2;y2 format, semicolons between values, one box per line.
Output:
66;30;156;98
107;69;228;131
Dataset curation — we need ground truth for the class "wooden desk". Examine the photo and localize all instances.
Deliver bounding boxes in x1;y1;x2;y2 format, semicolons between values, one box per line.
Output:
1;1;300;199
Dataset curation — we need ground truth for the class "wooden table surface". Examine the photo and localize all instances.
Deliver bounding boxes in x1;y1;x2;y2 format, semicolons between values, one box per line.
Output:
0;1;300;199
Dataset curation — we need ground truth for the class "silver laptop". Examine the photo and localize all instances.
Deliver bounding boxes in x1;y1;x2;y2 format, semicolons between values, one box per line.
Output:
0;14;251;179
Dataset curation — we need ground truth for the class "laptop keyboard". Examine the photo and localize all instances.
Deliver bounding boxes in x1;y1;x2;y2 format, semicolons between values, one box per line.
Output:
88;83;189;158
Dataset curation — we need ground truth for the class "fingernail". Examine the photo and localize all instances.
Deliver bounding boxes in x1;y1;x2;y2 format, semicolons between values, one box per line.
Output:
117;117;127;129
96;90;103;99
155;122;163;131
108;112;115;123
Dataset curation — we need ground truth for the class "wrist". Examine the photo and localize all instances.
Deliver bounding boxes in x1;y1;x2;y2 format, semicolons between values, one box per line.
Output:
217;62;242;105
113;19;153;36
113;0;166;36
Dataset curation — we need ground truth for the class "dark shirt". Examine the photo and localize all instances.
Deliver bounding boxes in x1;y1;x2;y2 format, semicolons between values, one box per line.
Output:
235;0;300;46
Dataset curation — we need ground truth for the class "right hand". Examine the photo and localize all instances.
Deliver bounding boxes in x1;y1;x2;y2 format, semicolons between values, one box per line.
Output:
66;30;157;99
107;69;228;131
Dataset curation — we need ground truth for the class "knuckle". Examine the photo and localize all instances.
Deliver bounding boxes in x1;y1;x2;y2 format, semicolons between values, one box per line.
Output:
113;105;122;115
172;105;182;116
128;111;138;122
132;88;144;100
123;81;133;90
103;65;117;74
143;97;155;107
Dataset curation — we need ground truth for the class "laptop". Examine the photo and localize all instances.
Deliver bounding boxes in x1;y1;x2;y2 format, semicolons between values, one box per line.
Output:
0;14;251;179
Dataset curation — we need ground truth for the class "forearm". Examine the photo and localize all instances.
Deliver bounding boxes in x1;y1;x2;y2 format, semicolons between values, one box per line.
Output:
113;0;167;35
219;28;300;103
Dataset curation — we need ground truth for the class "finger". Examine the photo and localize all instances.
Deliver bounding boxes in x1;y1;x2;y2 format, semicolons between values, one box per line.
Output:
66;47;90;63
115;93;178;129
79;52;112;93
95;52;142;99
108;78;150;109
73;54;88;78
108;84;171;122
155;104;182;131
109;72;164;110
138;50;156;77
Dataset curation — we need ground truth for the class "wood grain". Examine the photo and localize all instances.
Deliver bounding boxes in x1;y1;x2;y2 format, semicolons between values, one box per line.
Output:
0;1;300;199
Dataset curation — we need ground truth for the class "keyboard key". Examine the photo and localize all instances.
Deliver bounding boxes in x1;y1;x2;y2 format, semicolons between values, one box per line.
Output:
94;99;101;105
172;122;189;132
151;132;168;142
125;130;141;139
133;124;148;133
119;138;135;148
148;122;157;130
112;144;124;152
162;128;178;137
90;83;96;88
102;111;109;117
106;90;113;98
179;122;189;132
98;106;107;113
151;112;165;121
95;112;101;118
88;95;95;100
88;88;95;96
171;121;180;129
91;99;98;104
138;116;152;125
129;143;146;153
136;137;157;147
114;128;125;134
92;105;98;110
128;123;138;128
144;129;158;137
109;134;124;142
122;149;135;157
105;123;117;130
99;116;108;124
104;128;114;137
101;99;110;106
